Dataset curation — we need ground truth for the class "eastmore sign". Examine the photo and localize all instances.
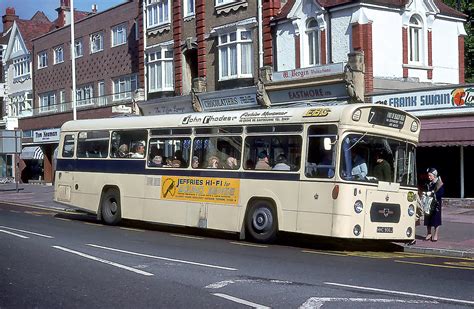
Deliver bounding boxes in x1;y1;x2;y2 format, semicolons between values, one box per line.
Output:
371;86;474;116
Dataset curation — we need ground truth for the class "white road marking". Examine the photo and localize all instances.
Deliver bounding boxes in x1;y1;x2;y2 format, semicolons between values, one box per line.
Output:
0;229;29;239
0;225;53;238
299;297;438;308
55;218;72;222
230;241;268;248
325;282;474;305
206;279;293;289
87;243;237;271
120;227;145;232
52;246;154;276
170;234;204;240
84;222;103;227
213;293;270;309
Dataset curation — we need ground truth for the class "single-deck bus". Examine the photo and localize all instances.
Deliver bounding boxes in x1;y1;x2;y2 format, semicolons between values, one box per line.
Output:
54;104;420;242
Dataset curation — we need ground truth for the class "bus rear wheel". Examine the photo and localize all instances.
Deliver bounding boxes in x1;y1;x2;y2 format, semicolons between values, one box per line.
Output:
246;200;277;243
101;188;121;225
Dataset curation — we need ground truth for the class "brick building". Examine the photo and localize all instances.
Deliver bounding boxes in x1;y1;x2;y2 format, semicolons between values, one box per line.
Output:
14;0;140;183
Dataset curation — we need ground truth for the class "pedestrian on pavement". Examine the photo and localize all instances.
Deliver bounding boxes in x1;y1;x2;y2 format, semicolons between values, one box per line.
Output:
424;168;444;242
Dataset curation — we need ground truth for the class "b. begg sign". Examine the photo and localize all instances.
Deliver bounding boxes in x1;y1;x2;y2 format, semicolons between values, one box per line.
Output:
0;130;22;154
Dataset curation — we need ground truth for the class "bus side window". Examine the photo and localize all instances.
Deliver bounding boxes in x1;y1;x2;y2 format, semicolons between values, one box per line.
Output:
110;130;147;159
148;137;191;168
305;125;337;178
192;136;242;170
77;130;110;159
62;134;75;158
244;135;302;171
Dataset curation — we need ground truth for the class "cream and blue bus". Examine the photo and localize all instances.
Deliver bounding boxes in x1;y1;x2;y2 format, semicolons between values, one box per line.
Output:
54;103;420;243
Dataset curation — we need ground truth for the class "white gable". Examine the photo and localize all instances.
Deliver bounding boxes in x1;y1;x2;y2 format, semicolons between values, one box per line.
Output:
4;22;29;62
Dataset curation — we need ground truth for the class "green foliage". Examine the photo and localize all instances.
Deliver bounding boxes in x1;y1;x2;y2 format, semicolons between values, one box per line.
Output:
441;0;473;83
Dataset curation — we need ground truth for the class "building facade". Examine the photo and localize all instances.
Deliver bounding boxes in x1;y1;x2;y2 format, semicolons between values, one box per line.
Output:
11;0;141;183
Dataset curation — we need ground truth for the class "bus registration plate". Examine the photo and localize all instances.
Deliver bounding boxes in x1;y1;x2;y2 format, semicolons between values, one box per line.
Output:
377;226;393;233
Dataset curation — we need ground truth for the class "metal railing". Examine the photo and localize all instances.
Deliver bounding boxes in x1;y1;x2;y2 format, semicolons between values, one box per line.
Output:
10;91;135;118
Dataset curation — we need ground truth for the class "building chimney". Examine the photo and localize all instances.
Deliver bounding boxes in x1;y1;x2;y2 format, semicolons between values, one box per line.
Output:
2;7;18;32
92;4;98;14
56;0;71;28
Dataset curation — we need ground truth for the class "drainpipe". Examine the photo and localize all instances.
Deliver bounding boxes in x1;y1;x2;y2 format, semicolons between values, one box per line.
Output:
143;0;148;101
258;0;263;68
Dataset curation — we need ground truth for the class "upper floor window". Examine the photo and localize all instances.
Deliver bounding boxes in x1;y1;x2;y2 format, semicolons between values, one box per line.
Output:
147;0;170;28
13;57;30;78
113;74;138;101
76;84;94;106
306;18;320;66
54;46;64;64
75;39;83;58
148;47;174;92
184;0;195;17
39;92;56;113
90;32;104;53
218;29;253;80
112;23;127;47
409;15;423;63
38;51;48;69
13;37;21;53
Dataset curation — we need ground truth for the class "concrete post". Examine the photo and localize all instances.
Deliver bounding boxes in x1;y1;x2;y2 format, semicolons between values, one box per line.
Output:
345;51;365;103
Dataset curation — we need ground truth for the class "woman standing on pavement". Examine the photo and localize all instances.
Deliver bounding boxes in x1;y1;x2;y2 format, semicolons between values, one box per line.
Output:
424;168;444;242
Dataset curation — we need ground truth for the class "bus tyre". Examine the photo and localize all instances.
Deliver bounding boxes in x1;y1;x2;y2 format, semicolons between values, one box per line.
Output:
101;188;121;225
246;201;277;243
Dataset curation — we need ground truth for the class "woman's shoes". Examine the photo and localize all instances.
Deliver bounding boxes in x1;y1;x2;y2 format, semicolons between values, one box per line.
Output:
424;235;432;241
431;237;438;242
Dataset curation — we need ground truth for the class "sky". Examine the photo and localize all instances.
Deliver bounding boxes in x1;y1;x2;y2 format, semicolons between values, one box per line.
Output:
1;0;126;31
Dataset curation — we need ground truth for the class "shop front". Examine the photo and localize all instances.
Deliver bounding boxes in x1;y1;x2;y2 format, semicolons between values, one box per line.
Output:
371;84;474;198
20;128;60;183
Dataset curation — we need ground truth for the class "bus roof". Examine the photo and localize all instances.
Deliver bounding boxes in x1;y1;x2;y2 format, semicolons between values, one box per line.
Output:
61;103;419;139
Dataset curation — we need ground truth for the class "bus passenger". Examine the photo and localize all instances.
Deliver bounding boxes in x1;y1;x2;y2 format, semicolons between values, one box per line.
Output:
174;150;186;167
272;154;291;171
351;148;367;179
207;156;220;168
131;142;145;158
150;155;163;167
255;152;271;170
117;144;129;158
225;156;238;169
191;156;200;168
373;150;391;182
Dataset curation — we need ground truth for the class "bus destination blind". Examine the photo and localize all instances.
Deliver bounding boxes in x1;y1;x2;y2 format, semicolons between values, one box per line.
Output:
368;108;406;129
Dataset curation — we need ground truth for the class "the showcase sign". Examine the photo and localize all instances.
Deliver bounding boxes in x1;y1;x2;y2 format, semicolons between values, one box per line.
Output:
371;86;474;116
33;128;60;143
272;63;345;82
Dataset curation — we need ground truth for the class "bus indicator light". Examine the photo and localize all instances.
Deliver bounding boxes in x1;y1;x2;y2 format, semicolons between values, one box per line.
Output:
408;204;415;216
354;200;363;213
353;225;361;236
406;227;413;237
407;191;416;202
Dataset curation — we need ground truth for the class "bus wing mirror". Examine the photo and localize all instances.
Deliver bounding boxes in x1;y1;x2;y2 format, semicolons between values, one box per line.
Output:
324;138;333;151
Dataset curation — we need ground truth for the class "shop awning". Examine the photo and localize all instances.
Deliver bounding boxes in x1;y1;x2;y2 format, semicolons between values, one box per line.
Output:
20;146;44;160
419;116;474;147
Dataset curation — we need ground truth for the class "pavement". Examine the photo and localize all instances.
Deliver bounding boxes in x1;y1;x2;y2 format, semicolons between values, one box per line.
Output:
1;183;473;258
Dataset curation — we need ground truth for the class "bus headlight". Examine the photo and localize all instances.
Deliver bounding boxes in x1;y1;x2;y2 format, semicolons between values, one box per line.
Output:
352;109;361;121
408;204;415;216
410;120;419;132
406;227;413;237
353;225;361;236
354;200;363;213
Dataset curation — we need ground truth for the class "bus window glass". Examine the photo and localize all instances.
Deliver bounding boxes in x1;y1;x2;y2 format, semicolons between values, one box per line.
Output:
148;138;191;168
110;130;147;159
77;131;110;158
192;136;242;169
305;125;337;178
244;135;302;171
62;134;75;158
340;134;417;186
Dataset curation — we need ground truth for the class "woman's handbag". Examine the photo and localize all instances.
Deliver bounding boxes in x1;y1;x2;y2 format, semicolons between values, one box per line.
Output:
421;192;435;215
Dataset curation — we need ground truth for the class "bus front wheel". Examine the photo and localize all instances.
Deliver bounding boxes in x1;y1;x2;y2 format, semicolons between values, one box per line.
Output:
100;188;121;225
246;200;278;243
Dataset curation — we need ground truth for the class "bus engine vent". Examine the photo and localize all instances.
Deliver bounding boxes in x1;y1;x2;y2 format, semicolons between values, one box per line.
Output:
370;203;400;223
